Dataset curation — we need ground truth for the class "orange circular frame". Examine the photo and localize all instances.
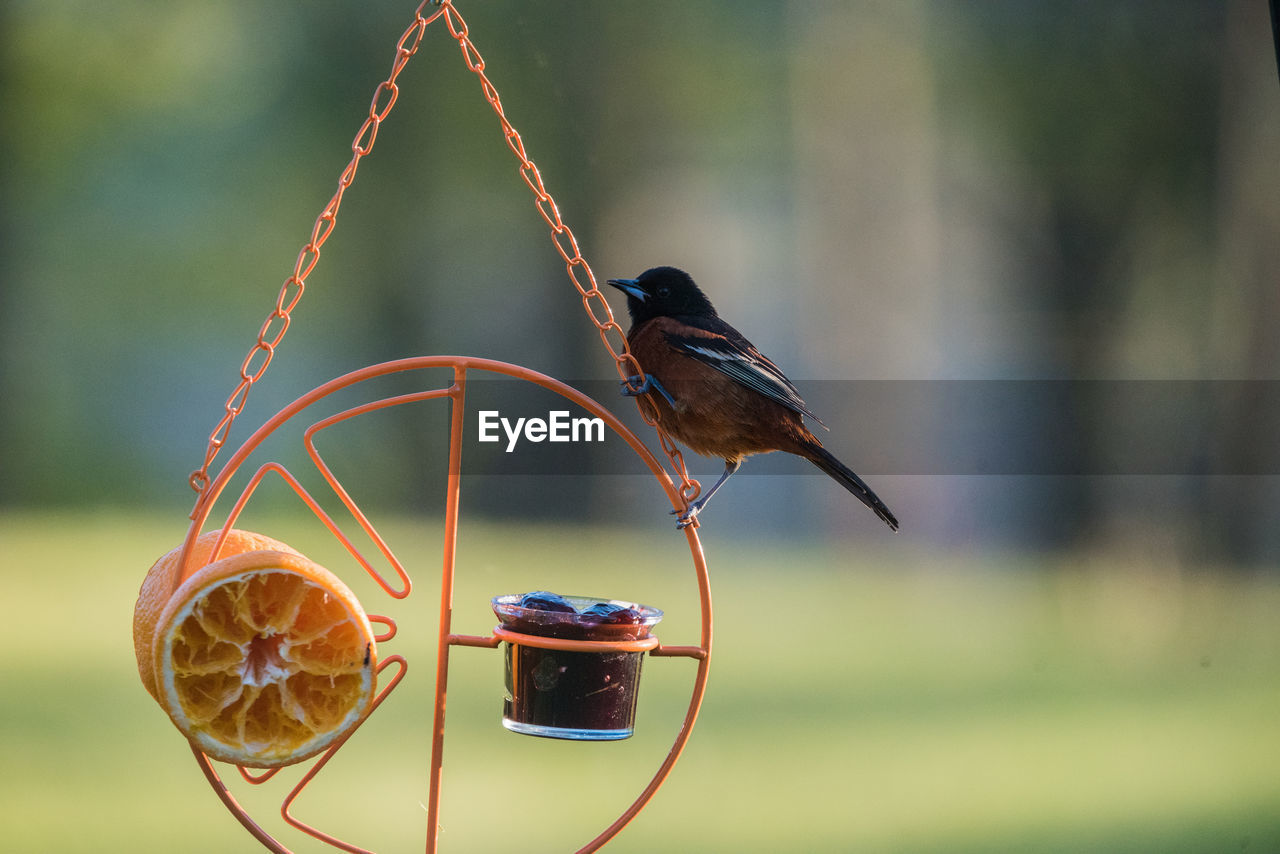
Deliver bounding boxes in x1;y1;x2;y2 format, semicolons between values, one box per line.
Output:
173;355;713;853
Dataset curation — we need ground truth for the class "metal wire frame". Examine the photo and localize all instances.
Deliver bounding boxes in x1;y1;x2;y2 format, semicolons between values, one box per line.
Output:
170;355;713;853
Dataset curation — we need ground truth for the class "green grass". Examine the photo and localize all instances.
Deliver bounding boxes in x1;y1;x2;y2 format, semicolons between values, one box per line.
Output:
2;509;1279;852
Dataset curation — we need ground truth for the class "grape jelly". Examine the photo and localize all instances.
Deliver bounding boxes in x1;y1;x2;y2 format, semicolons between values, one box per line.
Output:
492;594;663;740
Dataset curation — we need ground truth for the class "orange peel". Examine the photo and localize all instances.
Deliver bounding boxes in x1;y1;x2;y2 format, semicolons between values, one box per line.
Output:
134;530;377;767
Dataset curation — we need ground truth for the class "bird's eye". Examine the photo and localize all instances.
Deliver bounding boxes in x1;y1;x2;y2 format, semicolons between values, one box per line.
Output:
657;286;670;298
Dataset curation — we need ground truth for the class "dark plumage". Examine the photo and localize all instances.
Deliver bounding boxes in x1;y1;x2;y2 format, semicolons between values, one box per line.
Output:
606;266;898;531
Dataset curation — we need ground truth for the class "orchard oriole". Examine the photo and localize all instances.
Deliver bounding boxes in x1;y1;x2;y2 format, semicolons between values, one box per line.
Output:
607;266;898;532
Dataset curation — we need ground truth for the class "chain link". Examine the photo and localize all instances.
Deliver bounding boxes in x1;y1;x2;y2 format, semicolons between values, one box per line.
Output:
438;1;700;505
190;0;700;510
189;1;447;497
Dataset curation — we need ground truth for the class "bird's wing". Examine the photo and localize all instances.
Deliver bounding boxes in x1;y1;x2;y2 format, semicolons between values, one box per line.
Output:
663;321;827;427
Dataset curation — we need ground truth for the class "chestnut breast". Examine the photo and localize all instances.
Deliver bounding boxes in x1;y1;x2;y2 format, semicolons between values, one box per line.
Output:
627;317;818;462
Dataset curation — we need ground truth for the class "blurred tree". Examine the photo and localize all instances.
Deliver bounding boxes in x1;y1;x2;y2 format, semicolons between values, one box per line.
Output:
1;1;1276;564
1206;0;1280;564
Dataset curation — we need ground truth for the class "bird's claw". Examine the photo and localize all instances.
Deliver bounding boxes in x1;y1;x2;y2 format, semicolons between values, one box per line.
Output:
671;500;703;529
620;375;677;408
619;375;649;397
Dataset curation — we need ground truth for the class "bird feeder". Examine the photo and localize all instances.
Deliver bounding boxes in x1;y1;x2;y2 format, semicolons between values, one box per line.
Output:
137;3;718;849
172;357;711;853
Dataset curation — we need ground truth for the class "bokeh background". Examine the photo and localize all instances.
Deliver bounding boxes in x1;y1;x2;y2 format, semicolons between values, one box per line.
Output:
3;1;1279;851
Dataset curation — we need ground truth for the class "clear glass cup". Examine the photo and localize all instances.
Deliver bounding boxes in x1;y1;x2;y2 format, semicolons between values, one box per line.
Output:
492;594;663;740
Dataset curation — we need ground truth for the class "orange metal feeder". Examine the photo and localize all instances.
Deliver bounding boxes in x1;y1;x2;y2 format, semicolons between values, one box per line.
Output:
177;357;711;853
158;2;714;851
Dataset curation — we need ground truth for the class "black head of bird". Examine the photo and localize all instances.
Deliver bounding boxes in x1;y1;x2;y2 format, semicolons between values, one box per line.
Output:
606;266;717;327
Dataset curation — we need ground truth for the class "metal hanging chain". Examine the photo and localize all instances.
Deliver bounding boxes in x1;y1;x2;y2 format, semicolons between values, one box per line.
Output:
434;2;700;506
187;2;444;499
189;0;700;510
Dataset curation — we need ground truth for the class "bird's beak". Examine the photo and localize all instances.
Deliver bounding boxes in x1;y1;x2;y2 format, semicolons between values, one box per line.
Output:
606;278;647;302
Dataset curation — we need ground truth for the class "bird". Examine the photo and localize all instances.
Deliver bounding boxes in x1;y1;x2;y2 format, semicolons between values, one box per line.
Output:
606;266;898;531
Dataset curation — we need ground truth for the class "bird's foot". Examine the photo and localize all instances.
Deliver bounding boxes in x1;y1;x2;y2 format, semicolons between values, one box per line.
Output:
670;499;705;529
620;374;677;408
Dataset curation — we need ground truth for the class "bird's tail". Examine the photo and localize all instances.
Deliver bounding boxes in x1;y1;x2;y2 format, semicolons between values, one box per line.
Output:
802;443;899;532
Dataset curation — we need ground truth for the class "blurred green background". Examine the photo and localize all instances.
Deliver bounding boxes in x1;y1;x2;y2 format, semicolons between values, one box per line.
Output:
3;1;1279;852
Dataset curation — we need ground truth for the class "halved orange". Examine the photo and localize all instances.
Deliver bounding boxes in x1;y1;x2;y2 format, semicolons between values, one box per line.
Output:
134;529;302;700
133;530;378;767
